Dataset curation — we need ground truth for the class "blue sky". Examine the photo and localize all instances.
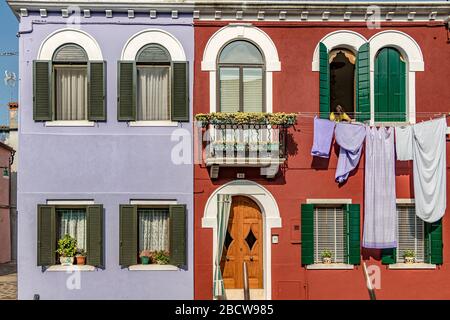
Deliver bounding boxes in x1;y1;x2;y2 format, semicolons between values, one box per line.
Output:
0;0;18;126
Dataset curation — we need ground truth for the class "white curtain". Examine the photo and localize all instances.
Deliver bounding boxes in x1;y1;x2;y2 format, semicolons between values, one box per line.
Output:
137;66;170;121
139;208;170;252
55;66;88;120
59;209;87;251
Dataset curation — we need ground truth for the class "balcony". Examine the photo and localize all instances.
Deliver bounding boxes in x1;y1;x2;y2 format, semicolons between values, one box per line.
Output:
195;112;296;178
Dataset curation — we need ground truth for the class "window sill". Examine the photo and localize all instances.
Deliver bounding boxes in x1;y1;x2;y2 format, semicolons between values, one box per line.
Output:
128;264;180;271
128;121;178;127
46;265;97;272
45;121;95;127
388;263;436;270
306;263;354;270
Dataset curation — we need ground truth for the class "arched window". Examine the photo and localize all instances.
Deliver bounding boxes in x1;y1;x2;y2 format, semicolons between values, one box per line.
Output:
136;44;172;121
374;47;406;122
329;49;356;117
52;44;89;121
217;40;265;112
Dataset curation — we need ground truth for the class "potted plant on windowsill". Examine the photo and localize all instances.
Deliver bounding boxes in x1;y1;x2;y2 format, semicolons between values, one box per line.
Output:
139;250;152;265
75;249;87;265
321;249;333;264
56;234;77;266
403;250;416;264
153;250;170;265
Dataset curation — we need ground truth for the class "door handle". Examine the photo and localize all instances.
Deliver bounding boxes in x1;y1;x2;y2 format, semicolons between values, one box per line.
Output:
226;256;230;261
250;256;254;261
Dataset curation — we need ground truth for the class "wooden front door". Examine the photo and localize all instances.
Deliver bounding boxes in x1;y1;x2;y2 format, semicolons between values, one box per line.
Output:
221;196;263;289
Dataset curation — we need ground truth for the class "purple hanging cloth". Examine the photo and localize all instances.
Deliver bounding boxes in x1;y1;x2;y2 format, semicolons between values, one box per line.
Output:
334;122;366;183
311;117;336;158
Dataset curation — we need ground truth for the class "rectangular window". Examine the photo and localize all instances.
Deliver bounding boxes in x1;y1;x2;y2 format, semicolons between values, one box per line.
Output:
54;66;88;120
138;207;170;252
243;68;263;112
314;206;346;264
137;66;170;121
57;208;87;251
219;67;240;113
397;204;425;263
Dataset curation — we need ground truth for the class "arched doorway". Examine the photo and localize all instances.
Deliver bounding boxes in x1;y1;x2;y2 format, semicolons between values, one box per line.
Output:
221;196;263;291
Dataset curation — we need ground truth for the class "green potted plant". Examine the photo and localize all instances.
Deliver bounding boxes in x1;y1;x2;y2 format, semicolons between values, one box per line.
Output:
321;249;333;264
153;250;170;265
56;234;77;266
75;249;87;265
403;250;415;264
139;250;152;265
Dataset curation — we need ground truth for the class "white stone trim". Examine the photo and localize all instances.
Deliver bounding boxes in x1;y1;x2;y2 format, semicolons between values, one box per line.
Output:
202;24;280;113
45;121;95;127
128;264;180;271
128;121;179;127
369;30;424;125
202;180;281;300
396;198;415;204
306;264;354;270
312;30;367;71
47;200;95;205
46;265;96;272
38;28;103;60
121;29;186;61
388;263;436;270
130;200;177;205
306;199;352;204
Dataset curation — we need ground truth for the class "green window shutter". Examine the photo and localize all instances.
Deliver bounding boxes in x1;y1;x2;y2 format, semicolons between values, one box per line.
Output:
426;220;443;265
375;48;406;122
86;205;103;267
88;61;106;121
169;204;187;267
37;205;56;266
171;62;189;122
33;61;52;121
119;205;138;267
381;248;397;264
301;204;314;265
319;43;330;119
345;204;361;265
356;43;370;122
117;61;136;121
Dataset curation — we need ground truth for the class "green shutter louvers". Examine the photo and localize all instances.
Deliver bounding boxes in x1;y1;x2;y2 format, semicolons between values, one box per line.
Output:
88;61;106;121
381;248;397;265
301;204;314;265
426;219;443;265
117;61;136;121
345;204;361;265
33;61;52;121
37;205;56;266
356;43;370;122
86;205;104;267
169;205;187;267
171;62;189;122
119;205;138;267
319;43;330;119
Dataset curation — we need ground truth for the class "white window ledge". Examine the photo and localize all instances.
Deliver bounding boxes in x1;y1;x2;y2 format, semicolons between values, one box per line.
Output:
128;264;180;271
306;263;354;270
46;265;97;272
128;121;178;127
388;263;436;270
45;121;95;127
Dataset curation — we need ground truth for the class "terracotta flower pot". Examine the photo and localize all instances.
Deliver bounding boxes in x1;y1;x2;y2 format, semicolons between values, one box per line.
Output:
76;256;86;265
59;257;74;266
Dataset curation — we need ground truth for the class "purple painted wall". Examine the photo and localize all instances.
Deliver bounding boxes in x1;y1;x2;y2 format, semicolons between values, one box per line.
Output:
17;12;194;299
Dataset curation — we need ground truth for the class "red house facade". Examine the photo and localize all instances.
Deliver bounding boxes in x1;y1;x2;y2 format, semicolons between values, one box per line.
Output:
193;2;450;300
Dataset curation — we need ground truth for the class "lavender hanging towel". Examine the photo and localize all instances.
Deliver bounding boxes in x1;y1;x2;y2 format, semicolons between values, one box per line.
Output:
395;126;413;161
311;117;336;158
363;127;397;249
334;123;366;183
412;117;447;223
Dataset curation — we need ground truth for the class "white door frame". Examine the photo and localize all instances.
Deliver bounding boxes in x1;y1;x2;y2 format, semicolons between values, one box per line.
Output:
202;180;282;300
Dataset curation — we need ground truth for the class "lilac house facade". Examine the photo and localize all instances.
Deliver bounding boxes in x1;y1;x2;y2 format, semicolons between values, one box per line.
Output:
9;0;194;299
